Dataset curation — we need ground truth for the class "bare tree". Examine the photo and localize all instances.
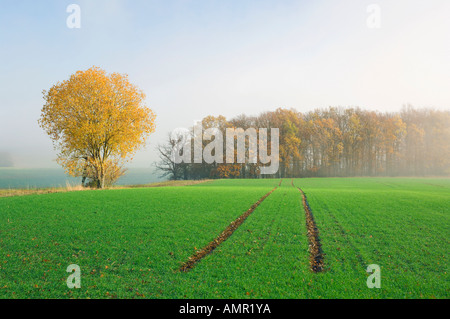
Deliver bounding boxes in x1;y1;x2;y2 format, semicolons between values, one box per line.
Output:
154;131;190;180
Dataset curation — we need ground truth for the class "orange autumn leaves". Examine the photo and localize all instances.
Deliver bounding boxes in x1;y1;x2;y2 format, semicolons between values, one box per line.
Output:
38;66;156;188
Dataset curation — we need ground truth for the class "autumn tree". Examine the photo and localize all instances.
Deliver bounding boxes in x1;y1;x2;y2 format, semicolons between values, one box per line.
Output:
155;106;449;180
38;66;156;188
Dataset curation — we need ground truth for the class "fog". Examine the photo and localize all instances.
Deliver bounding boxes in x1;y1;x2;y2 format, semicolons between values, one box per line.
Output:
0;0;449;168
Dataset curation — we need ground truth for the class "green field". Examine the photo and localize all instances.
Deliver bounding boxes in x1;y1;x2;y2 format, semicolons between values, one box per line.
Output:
0;178;448;298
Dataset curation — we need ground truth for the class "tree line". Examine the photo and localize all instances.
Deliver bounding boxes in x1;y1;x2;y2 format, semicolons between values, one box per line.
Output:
156;106;450;179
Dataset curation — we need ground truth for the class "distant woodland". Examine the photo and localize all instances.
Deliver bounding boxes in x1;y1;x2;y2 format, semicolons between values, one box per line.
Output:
156;106;450;179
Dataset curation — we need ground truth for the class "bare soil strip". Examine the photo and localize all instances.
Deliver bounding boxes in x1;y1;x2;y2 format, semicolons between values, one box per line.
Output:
179;187;277;272
294;182;325;273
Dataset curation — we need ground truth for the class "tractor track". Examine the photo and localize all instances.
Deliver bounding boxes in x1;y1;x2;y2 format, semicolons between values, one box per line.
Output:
179;186;277;272
292;179;325;273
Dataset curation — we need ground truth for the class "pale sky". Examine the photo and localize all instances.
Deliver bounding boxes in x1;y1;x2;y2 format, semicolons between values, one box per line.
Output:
0;0;449;168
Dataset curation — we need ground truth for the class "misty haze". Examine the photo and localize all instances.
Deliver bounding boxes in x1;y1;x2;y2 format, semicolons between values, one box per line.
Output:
0;0;448;304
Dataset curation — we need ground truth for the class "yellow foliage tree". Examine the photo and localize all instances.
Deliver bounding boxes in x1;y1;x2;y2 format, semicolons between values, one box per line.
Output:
38;66;156;188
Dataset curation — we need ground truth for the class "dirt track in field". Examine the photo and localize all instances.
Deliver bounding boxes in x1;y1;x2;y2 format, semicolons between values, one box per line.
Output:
179;185;278;272
292;179;325;273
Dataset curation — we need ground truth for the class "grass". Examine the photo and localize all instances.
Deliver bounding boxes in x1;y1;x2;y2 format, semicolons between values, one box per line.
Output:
0;168;162;189
0;177;448;298
293;177;450;298
0;179;278;298
0;183;87;198
176;180;310;298
121;179;214;188
0;180;212;198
